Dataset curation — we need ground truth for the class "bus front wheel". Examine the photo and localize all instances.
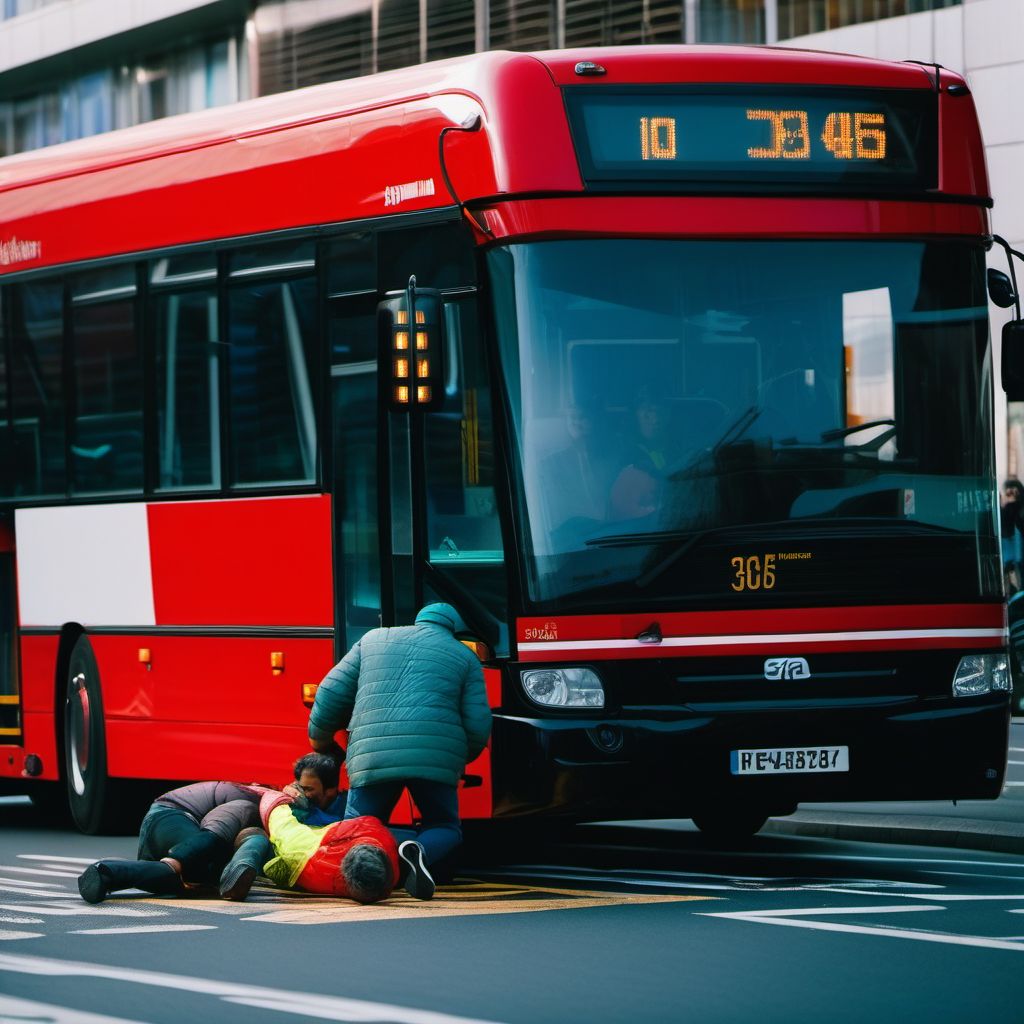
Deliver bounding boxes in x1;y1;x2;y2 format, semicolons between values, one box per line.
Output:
63;635;120;834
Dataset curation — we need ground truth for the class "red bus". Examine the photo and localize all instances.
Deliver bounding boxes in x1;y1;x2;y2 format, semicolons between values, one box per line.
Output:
0;46;1014;837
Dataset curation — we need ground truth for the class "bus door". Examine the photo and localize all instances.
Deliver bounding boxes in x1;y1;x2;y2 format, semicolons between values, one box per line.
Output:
328;273;382;653
330;278;419;824
379;284;508;648
0;515;19;743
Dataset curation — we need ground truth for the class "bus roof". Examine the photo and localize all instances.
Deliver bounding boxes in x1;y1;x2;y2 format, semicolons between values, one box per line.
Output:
0;46;983;274
0;46;940;191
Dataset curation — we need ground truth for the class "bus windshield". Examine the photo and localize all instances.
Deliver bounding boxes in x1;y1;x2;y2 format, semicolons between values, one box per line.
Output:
489;239;998;611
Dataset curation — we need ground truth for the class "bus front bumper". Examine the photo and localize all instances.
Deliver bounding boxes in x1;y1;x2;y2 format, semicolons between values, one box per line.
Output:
489;697;1012;819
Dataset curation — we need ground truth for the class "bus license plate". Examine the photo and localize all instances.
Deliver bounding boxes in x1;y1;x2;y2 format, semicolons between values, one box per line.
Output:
730;746;849;775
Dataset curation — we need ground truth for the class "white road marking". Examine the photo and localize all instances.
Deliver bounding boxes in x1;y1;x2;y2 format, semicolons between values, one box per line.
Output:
0;993;149;1022
0;903;164;917
0;868;75;880
0;886;82;898
1002;781;1024;786
0;929;42;941
0;915;43;924
808;889;1024;902
1007;760;1024;765
713;904;942;917
0;876;65;892
703;904;1024;952
70;925;217;936
18;855;95;864
0;951;508;1024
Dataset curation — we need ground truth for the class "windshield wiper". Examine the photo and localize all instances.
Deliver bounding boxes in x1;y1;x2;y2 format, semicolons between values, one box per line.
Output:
713;405;761;450
819;418;897;451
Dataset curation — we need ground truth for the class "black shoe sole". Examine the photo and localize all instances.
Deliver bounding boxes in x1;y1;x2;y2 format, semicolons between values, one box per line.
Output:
219;864;257;901
399;845;435;901
78;865;107;905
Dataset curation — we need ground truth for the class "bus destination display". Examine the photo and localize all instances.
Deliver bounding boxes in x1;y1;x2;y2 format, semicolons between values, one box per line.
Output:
567;88;937;190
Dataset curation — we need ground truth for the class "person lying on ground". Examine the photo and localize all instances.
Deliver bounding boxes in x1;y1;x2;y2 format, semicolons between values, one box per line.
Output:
256;787;399;904
77;752;348;906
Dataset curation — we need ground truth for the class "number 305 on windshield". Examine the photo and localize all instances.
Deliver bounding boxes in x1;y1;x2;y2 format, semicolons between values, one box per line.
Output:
731;554;776;591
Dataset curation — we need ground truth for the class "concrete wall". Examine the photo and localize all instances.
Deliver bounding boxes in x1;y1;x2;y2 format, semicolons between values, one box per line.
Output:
0;1;226;72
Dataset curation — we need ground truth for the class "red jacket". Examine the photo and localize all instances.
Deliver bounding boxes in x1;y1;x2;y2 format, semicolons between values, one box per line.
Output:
259;791;399;897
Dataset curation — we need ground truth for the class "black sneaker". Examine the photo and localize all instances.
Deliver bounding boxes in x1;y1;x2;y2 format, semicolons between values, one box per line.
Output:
219;862;257;902
218;834;272;901
398;840;435;901
78;864;108;905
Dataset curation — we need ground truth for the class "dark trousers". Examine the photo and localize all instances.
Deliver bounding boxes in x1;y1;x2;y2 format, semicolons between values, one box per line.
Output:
344;780;461;865
136;803;231;884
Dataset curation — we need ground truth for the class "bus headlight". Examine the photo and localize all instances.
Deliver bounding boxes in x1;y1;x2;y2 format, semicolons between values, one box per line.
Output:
521;667;604;708
951;654;1011;697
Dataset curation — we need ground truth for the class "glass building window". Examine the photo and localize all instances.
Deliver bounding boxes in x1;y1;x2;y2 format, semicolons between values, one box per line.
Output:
488;0;556;50
778;0;962;39
698;0;765;43
566;0;683;45
10;282;64;498
0;33;242;156
427;0;476;61
378;0;421;72
228;274;318;487
257;13;372;93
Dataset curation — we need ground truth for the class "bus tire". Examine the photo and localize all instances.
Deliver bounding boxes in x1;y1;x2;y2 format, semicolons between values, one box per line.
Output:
691;805;769;843
63;635;122;834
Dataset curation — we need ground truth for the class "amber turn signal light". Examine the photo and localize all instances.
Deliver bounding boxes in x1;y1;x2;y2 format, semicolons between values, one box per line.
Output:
460;639;492;663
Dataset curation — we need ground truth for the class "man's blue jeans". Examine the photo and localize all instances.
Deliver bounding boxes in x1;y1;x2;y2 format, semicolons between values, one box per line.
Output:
344;780;461;866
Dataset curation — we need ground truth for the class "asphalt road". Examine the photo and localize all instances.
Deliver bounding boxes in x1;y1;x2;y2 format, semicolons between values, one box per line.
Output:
1;798;1022;1023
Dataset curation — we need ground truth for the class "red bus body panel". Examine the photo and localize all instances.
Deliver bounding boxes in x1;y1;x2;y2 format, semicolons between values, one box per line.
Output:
517;604;1007;663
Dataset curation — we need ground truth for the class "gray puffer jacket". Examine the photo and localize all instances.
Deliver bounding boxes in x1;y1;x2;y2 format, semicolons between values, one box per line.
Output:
308;621;492;788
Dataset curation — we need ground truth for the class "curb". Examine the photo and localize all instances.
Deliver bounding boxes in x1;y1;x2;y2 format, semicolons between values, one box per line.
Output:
764;812;1024;856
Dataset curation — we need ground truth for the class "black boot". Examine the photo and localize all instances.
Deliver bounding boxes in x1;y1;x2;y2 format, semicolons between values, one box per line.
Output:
218;834;272;901
78;859;184;905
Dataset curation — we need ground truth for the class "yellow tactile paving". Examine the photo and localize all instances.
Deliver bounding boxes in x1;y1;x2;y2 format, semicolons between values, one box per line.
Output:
134;878;717;924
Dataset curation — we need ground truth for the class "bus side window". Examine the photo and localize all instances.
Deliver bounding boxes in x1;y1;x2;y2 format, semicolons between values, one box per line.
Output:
70;266;143;496
0;290;8;498
423;297;508;654
10;280;66;499
227;243;318;488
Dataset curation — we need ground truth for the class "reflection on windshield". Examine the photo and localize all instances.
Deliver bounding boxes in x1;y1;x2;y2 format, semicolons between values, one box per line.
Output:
489;239;996;608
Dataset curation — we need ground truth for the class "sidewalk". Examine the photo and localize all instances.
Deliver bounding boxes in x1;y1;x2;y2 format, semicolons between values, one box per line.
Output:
763;717;1024;855
764;802;1024;855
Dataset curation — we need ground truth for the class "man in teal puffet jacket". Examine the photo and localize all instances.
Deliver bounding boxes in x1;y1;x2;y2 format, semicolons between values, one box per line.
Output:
308;603;492;901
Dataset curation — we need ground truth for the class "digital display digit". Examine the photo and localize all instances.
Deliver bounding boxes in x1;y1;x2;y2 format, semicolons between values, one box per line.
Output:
566;87;937;191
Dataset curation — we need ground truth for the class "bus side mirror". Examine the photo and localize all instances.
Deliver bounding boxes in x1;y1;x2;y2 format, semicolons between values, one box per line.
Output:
988;268;1017;309
1002;320;1024;401
379;277;445;411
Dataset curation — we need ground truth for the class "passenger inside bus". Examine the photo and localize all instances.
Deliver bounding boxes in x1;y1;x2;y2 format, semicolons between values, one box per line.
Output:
610;389;679;520
538;402;620;537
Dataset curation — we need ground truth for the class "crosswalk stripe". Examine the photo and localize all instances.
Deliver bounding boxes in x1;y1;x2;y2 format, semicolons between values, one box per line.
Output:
70;925;218;935
0;993;148;1021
